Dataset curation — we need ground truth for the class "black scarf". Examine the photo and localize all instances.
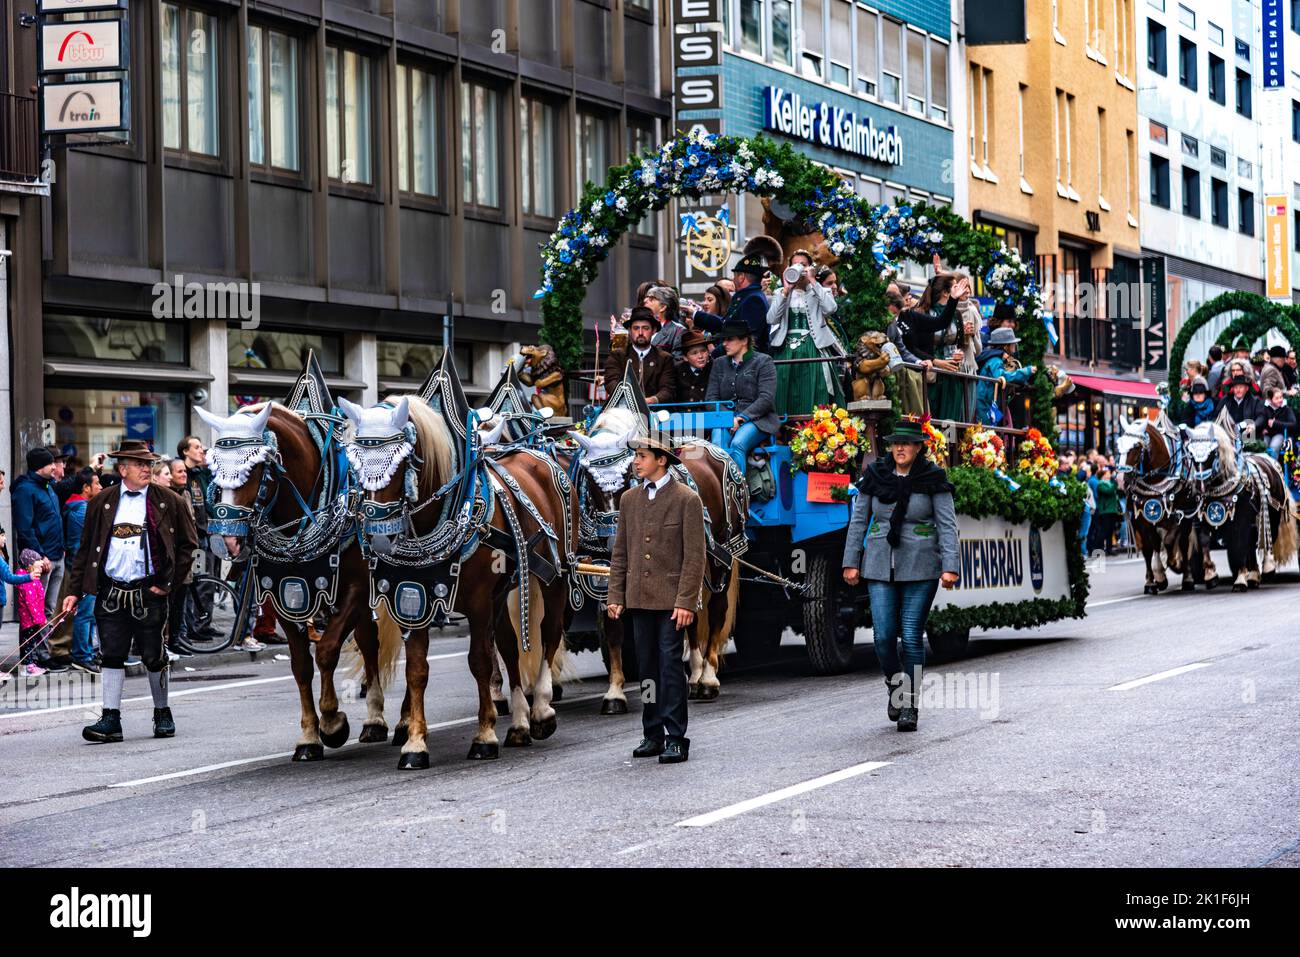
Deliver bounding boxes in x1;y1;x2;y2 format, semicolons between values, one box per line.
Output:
856;456;954;548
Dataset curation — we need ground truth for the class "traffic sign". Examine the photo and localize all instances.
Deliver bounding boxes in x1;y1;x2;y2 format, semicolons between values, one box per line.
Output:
125;406;156;441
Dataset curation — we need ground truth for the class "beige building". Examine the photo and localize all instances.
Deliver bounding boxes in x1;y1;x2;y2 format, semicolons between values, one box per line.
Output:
964;0;1147;450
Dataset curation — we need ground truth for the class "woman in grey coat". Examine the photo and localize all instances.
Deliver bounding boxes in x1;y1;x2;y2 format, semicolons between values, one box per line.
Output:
842;419;960;731
705;318;779;475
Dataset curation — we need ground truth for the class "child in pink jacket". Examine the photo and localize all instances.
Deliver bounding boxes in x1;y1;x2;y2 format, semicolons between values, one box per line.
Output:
15;549;49;676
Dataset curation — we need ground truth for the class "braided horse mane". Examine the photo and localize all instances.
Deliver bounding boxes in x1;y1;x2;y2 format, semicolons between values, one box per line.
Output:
383;393;455;498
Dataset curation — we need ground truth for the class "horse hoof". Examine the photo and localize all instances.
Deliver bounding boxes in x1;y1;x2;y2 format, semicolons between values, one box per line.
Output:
1232;583;1247;593
1247;579;1260;590
600;698;628;716
504;727;533;747
1180;581;1195;592
1205;578;1219;590
529;715;558;740
552;684;564;702
292;744;324;762
1155;579;1169;592
467;741;499;760
698;685;720;702
319;715;350;749
397;751;430;770
1145;585;1160;595
391;725;409;748
358;723;388;744
687;684;701;700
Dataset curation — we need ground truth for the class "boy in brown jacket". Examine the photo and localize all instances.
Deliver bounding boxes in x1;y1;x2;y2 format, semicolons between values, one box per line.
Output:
606;436;706;763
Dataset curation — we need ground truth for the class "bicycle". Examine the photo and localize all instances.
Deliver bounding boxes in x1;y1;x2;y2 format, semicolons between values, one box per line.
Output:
174;570;252;654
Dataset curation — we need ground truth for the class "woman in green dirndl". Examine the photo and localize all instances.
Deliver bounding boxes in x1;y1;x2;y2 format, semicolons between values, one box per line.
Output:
918;273;979;423
766;250;846;415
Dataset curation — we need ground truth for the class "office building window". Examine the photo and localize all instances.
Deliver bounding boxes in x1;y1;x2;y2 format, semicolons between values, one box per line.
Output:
248;25;300;172
1211;177;1228;226
1236;69;1252;116
1116;0;1133;76
1017;84;1027;181
325;47;374;185
1181;167;1200;217
396;64;439;197
1209;21;1224;45
905;29;926;113
929;39;948;122
1178;37;1196;90
520;95;557;218
1180;133;1197;156
1294;1;1300;35
1208;53;1225;103
771;0;794;66
1086;0;1106;50
1210;145;1226;167
881;17;903;105
1097;108;1107;203
1294;100;1300;142
1177;3;1194;27
856;7;878;96
979;69;992;174
1238;157;1252;179
828;1;851;86
1238;188;1254;235
1150;155;1170;208
576;110;611;194
801;0;824;78
739;0;763;56
1295;210;1300;250
1235;37;1249;60
628;121;657;236
1054;90;1075;197
1125;129;1136;216
1148;20;1167;75
460;79;501;208
161;3;220;157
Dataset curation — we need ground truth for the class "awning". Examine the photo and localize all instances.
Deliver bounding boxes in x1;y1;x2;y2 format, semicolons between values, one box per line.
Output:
1068;374;1159;401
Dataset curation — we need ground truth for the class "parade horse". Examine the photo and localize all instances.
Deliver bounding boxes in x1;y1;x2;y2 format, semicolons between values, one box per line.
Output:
197;397;401;761
340;367;575;769
563;370;748;710
1116;414;1216;593
1178;412;1297;591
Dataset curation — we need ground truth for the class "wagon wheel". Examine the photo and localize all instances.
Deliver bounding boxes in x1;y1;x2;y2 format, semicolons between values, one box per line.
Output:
802;551;859;675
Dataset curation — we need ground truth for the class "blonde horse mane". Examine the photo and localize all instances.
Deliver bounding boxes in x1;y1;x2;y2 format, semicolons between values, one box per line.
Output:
591;406;641;440
384;393;455;495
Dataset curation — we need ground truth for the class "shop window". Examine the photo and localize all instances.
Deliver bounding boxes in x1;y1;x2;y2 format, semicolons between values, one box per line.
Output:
44;315;186;364
46;388;190;466
227;330;342;374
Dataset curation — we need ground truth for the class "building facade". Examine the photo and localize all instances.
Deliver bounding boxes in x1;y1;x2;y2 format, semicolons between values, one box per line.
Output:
1139;0;1299;365
674;0;958;292
3;0;672;467
965;0;1145;452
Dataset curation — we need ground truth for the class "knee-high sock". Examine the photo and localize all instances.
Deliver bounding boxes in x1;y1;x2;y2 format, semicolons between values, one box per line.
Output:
103;667;125;711
147;667;168;708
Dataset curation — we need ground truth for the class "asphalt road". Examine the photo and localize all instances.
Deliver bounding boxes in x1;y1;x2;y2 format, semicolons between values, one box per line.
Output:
2;554;1297;868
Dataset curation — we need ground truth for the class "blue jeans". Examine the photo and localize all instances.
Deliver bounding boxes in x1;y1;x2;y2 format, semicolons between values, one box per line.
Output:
867;578;939;694
72;593;97;663
712;422;766;475
1078;508;1093;558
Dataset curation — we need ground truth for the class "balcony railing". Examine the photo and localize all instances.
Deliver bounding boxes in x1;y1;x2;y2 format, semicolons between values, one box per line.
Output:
0;92;40;183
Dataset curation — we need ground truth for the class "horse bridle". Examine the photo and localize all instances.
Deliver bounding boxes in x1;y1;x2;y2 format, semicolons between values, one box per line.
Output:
206;431;282;541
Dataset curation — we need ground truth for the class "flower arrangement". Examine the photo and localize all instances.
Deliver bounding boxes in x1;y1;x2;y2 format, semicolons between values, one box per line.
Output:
959;426;1006;470
1016;427;1058;481
920;414;947;465
789;405;866;474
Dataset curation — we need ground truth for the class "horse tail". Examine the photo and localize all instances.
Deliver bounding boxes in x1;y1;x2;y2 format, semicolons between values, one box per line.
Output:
374;606;403;689
506;578;545;693
1274;497;1297;568
716;559;742;669
550;638;580;688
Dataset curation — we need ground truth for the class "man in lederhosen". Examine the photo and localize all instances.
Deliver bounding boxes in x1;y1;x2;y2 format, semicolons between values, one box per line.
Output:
63;440;199;743
606;436;706;764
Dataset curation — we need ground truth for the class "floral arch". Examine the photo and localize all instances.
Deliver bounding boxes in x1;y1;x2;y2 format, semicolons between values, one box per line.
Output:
533;129;1060;438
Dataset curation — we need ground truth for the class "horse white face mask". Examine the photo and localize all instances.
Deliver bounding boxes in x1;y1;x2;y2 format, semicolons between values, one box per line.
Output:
567;427;639;494
196;404;275;490
340;397;415;492
1114;420;1150;471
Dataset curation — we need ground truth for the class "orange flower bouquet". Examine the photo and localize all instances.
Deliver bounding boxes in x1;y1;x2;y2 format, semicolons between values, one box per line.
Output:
789;405;867;474
959;425;1006;470
1016;427;1058;481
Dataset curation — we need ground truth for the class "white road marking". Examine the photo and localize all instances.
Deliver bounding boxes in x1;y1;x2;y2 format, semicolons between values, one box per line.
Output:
0;651;468;720
1086;595;1146;609
676;761;891;828
1107;661;1212;692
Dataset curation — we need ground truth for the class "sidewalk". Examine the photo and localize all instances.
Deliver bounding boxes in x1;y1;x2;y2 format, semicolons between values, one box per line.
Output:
0;619;284;677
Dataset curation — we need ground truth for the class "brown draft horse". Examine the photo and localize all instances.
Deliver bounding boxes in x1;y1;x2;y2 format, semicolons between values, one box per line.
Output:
197;402;401;761
564;406;744;713
341;395;573;769
1116;416;1217;593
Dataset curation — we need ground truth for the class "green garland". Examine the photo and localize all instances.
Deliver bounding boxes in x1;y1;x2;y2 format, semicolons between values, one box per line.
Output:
926;469;1089;635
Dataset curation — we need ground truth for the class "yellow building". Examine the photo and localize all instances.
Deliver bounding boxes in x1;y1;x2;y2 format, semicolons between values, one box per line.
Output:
965;0;1147;450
